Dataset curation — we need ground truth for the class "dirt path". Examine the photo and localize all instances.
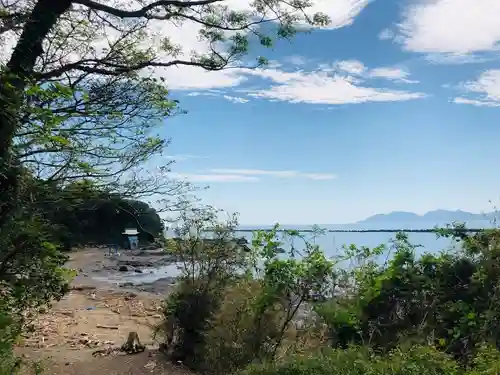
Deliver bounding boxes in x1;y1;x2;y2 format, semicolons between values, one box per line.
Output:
18;351;194;375
15;249;184;375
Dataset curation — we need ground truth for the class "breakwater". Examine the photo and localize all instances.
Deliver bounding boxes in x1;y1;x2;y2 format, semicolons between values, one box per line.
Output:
204;228;486;234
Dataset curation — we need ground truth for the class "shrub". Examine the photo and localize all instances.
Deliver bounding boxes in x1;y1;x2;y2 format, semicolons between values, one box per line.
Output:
155;207;251;369
315;229;500;363
240;345;460;375
155;278;222;367
202;279;284;374
465;344;500;375
0;296;25;375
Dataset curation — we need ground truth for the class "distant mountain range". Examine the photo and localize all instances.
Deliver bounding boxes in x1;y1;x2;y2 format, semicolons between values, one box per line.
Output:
358;210;496;224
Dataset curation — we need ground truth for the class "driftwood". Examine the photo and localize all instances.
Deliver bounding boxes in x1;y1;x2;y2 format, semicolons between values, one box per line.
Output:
96;324;119;330
71;285;96;291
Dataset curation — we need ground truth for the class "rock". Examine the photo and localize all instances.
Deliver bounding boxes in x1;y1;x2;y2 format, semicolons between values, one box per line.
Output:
118;260;154;268
118;265;129;272
124;292;137;300
134;268;143;273
144;361;156;370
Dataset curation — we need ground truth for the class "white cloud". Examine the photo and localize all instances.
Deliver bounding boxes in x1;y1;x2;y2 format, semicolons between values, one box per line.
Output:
396;0;500;56
187;91;224;97
183;59;422;105
378;28;394;41
223;95;249;104
2;0;371;93
368;67;406;80
329;60;418;83
244;67;425;105
302;173;337;180
146;0;372;90
453;69;500;107
170;172;258;183
425;53;495;65
156;66;247;90
209;169;337;180
186;92;249;103
316;0;372;30
368;67;419;83
336;60;366;75
285;55;309;66
210;169;298;177
452;97;500;107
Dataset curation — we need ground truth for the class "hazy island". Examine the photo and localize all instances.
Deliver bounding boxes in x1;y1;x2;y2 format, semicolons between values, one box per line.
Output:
358;209;495;224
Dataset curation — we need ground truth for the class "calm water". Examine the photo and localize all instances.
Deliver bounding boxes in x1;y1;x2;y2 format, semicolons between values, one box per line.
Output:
101;220;494;285
236;219;494;258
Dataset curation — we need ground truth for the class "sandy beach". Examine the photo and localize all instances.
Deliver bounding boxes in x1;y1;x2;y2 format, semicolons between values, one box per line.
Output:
15;248;186;375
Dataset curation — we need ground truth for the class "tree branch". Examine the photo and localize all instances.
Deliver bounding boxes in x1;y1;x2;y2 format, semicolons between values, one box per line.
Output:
36;57;228;80
73;0;224;19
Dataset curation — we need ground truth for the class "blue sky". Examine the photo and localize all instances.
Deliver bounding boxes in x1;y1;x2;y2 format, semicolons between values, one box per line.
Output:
148;0;500;225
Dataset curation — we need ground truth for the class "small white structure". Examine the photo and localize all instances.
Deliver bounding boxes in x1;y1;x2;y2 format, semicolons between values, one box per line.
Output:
123;228;139;236
123;228;139;249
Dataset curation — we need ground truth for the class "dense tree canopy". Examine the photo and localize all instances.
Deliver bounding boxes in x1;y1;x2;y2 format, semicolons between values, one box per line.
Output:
34;179;165;246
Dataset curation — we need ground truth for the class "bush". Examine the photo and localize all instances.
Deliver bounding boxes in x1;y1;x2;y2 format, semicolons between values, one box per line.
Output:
156;278;222;367
156;213;335;374
202;279;284;374
465;344;500;375
314;229;500;363
156;215;500;374
155;208;250;369
240;345;460;375
0;306;21;375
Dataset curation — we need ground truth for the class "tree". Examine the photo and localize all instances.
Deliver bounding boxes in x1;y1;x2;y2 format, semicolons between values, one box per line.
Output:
157;210;334;372
0;0;331;221
36;180;165;246
0;0;329;161
0;2;329;370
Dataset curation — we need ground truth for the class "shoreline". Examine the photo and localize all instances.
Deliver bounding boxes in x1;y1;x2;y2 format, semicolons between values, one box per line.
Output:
68;247;181;295
15;248;181;374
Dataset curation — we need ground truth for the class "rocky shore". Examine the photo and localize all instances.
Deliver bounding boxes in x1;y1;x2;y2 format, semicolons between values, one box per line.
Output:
71;247;181;295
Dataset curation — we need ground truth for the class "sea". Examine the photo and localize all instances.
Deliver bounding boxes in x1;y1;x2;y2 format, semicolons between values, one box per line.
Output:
98;219;495;286
235;219;494;257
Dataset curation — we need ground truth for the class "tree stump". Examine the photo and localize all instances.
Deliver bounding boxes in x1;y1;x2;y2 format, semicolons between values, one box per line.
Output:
120;331;146;354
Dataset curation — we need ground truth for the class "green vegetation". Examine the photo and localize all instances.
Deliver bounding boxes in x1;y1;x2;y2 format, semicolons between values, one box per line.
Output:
37;180;165;247
155;210;500;375
1;1;500;375
0;1;332;373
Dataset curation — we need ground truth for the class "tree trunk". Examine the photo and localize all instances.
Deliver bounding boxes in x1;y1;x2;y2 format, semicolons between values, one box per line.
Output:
0;0;72;159
0;0;72;216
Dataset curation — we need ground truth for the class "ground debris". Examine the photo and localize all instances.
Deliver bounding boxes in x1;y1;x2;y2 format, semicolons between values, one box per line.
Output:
96;324;119;330
92;346;123;357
